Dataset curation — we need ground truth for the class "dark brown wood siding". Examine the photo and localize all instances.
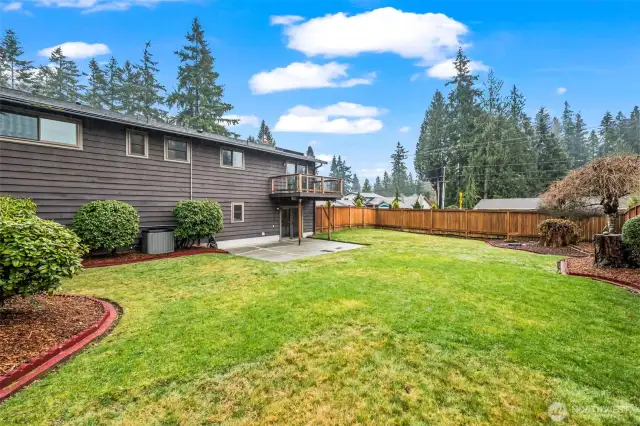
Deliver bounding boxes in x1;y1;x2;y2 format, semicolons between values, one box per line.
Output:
0;111;316;242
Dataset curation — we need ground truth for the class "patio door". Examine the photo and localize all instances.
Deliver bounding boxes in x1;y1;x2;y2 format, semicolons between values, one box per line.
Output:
280;207;299;239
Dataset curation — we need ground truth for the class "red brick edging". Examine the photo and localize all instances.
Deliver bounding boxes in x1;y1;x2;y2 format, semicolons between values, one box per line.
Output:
0;295;119;402
83;248;229;268
558;260;640;293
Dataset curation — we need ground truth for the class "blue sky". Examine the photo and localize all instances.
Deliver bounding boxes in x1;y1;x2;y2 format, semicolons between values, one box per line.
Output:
2;0;640;181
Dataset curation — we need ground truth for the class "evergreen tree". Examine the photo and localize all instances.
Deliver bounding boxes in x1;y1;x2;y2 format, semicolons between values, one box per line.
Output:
0;29;33;90
362;178;372;193
599;111;616;155
533;107;569;191
415;89;448;193
168;18;238;135
135;41;166;122
82;58;108;109
32;47;84;102
306;145;314;157
629;106;640;153
561;101;577;162
351;174;361;193
257;120;276;146
328;156;353;193
390;142;409;194
373;176;383;194
103;57;123;111
246;135;256;143
119;60;140;116
572;112;589;166
329;156;338;177
413;198;422;209
587;130;601;160
382;171;392;196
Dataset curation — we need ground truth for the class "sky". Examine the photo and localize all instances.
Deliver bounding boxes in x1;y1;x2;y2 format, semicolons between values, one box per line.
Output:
2;0;640;181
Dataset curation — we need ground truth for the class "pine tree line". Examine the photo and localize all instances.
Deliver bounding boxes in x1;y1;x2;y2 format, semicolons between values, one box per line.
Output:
413;48;640;208
0;19;239;137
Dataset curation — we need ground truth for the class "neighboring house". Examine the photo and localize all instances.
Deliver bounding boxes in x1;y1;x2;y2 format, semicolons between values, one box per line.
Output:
0;88;343;249
336;193;432;209
474;198;540;210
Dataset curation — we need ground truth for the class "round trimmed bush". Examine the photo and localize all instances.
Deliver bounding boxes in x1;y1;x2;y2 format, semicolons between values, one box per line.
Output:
539;218;581;247
72;200;140;251
0;195;36;220
1;217;86;304
173;200;223;248
622;216;640;249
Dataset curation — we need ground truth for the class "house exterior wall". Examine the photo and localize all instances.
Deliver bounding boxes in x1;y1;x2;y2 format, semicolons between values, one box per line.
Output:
0;105;316;243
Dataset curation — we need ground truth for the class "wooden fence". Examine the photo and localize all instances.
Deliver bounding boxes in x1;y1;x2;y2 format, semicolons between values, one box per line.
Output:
315;206;630;241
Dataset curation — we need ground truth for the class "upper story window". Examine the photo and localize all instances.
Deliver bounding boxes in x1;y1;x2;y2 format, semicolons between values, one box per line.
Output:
165;137;190;163
221;148;244;169
286;162;309;175
126;129;148;158
0;110;82;149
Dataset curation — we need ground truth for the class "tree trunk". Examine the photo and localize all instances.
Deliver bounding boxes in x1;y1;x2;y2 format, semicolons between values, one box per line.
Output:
594;234;625;268
606;214;617;233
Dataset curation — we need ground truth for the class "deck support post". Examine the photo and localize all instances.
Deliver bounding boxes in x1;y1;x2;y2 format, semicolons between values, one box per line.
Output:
298;199;303;245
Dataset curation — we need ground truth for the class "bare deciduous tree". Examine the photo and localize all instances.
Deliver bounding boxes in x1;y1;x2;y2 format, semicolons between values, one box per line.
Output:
540;156;640;233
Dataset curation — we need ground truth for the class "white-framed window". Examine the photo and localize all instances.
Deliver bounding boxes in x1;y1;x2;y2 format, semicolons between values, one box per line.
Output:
221;147;244;169
164;137;190;163
231;202;244;223
0;109;82;150
126;129;149;158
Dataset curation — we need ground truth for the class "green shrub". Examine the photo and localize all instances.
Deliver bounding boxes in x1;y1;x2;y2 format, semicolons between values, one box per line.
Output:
173;200;223;248
1;217;86;304
539;218;581;247
355;198;363;207
412;199;422;209
72;200;140;251
622;217;640;248
0;195;37;220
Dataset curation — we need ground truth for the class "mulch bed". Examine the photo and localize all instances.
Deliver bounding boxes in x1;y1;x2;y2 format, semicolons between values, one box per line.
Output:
82;247;228;268
0;295;104;376
486;240;593;257
566;257;640;289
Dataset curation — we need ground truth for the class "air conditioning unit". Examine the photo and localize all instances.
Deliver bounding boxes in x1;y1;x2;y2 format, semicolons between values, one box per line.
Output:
142;228;175;254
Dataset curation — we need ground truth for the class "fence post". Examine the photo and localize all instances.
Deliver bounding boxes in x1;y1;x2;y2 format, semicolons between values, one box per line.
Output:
349;207;352;229
465;210;469;238
430;209;434;233
506;211;511;240
362;207;365;228
401;209;405;231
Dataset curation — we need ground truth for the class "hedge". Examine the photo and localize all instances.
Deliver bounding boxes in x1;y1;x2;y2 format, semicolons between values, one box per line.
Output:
72;200;140;251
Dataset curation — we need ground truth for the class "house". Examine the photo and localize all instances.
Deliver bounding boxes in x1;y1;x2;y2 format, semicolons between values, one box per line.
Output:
0;88;343;249
340;193;431;209
474;198;540;210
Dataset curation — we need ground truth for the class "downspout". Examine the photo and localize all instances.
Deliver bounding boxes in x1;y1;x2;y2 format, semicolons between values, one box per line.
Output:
190;140;193;200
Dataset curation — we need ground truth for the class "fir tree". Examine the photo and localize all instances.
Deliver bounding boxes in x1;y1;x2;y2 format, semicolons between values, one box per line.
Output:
561;101;577;161
629;106;640;153
306;145;314;157
103;57;123;111
0;29;33;90
119;60;140;116
373;176;383;194
533;107;569;191
573;112;589;166
382;171;392;196
168;18;238;135
82;58;108;109
32;47;84;102
599;111;616;155
257;120;276;146
351;174;361;193
135;41;166;122
415;90;448;192
362;178;372;193
246;135;256;143
412;198;422;209
587;130;600;160
390;142;409;194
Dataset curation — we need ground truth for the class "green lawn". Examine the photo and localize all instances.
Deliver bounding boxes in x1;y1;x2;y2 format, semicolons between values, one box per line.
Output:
1;229;639;425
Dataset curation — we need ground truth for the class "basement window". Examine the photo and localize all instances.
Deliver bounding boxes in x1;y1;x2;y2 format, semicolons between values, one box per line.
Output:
231;202;244;223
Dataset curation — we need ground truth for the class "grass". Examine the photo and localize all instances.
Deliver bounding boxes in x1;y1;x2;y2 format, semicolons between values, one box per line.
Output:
1;229;639;425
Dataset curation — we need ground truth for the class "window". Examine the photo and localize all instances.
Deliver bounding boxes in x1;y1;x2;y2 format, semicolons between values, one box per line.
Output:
221;148;244;169
231;202;244;223
0;110;81;149
285;162;309;175
126;129;148;158
165;138;190;163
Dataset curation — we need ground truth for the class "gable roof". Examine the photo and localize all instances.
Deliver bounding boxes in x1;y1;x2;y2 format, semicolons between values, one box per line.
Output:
474;198;540;210
0;87;322;164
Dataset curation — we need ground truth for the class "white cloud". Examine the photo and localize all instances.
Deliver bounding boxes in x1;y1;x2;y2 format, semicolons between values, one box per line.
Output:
309;140;318;145
316;154;333;162
274;102;384;134
32;0;185;13
279;7;468;63
38;42;110;59
556;87;567;95
399;126;410;133
223;115;260;128
270;15;305;26
2;2;22;11
249;61;375;94
426;58;489;79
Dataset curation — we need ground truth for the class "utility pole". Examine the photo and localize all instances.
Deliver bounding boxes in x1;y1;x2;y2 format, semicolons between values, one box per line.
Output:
441;165;446;209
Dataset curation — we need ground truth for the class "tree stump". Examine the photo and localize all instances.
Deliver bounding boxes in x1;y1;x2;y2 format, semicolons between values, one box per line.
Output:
594;234;625;268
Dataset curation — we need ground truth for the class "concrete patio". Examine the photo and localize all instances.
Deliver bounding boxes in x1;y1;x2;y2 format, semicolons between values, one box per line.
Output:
227;238;364;262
